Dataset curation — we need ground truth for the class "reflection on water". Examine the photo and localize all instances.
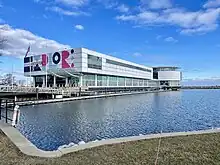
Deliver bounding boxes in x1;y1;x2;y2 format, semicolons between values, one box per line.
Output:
18;90;220;151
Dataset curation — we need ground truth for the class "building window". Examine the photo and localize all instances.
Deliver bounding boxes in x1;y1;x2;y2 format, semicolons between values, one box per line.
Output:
97;75;107;86
139;79;144;86
82;74;95;86
106;59;151;72
126;78;132;86
88;54;102;70
153;72;158;79
133;79;139;86
109;76;117;86
144;80;148;86
118;77;125;86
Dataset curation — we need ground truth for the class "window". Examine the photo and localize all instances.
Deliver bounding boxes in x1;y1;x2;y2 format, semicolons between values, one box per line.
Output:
153;72;158;79
118;77;125;86
109;76;117;86
88;54;102;70
133;79;139;86
24;66;33;72
126;78;132;86
97;75;107;86
139;79;144;86
24;56;33;63
144;80;148;86
106;59;151;72
82;74;95;86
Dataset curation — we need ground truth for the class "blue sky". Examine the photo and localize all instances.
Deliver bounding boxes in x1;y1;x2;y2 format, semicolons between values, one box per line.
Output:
0;0;220;85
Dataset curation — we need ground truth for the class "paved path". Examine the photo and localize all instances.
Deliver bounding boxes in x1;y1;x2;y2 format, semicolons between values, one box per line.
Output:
1;121;220;158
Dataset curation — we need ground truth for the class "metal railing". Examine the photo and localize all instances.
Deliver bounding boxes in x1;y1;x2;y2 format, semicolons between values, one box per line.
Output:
0;98;15;124
0;86;89;95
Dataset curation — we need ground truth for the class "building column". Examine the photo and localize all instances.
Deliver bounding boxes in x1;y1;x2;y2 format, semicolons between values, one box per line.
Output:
53;76;56;88
33;77;36;87
42;76;46;88
117;77;119;86
65;77;69;87
95;74;97;86
132;78;134;87
107;76;109;86
79;75;83;87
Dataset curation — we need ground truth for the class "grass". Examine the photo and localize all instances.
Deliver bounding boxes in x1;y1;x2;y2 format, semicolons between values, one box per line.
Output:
1;130;220;165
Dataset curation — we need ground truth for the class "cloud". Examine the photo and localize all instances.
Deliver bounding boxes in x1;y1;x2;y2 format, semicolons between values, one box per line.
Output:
164;37;178;43
204;0;220;8
46;6;89;16
140;0;172;9
55;0;89;7
116;7;220;34
0;24;70;57
96;0;118;9
133;52;143;57
75;24;84;30
117;4;129;13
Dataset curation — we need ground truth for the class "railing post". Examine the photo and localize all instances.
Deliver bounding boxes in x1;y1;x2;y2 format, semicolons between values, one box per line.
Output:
5;100;8;123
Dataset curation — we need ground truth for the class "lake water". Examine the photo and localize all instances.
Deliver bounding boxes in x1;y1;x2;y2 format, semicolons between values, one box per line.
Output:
17;90;220;151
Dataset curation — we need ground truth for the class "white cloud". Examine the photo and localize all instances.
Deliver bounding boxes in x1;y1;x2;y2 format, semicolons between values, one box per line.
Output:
164;37;178;43
204;0;220;8
0;24;70;57
116;7;220;34
96;0;118;9
46;6;89;16
75;24;84;30
117;4;129;13
141;0;172;9
55;0;89;7
133;52;143;57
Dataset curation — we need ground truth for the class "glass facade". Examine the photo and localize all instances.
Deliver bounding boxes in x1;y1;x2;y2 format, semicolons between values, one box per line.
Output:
82;74;95;86
118;77;125;86
126;78;132;86
144;80;148;86
133;79;139;86
88;54;102;70
139;79;144;86
97;75;108;86
81;74;159;87
109;76;117;86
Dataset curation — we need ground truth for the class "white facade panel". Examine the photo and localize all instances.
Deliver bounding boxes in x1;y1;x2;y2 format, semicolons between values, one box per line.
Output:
81;48;153;80
158;71;181;81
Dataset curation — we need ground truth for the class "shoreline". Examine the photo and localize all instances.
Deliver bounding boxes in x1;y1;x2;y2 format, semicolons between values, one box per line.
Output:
0;121;219;158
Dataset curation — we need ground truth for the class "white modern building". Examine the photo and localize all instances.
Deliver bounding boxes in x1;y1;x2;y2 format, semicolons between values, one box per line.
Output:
24;48;181;90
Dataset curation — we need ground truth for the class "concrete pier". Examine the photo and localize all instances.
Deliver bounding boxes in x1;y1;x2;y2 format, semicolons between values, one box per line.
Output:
16;90;168;106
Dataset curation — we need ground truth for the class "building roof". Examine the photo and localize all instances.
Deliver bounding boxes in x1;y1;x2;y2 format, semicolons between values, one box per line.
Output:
153;66;180;69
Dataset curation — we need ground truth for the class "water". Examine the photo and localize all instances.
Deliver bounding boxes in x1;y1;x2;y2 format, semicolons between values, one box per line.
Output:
17;90;220;151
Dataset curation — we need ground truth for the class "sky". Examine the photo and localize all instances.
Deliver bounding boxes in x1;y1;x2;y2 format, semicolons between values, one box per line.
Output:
0;0;220;85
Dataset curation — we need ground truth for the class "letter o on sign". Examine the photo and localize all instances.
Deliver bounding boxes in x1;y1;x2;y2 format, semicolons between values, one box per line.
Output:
52;52;61;64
